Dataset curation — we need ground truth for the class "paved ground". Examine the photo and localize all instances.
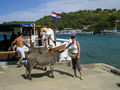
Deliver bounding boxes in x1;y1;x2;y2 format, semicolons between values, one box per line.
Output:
0;62;120;90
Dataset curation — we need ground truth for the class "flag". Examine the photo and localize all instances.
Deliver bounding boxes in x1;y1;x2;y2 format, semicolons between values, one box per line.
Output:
51;11;62;20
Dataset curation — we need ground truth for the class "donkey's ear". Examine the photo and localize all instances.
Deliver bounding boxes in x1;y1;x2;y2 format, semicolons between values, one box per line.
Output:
30;42;35;47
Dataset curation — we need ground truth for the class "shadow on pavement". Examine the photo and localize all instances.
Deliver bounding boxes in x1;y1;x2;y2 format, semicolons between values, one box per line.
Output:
116;83;120;87
54;70;73;77
21;69;73;79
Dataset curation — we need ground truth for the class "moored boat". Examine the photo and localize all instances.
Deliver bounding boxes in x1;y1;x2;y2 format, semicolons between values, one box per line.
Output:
0;24;70;65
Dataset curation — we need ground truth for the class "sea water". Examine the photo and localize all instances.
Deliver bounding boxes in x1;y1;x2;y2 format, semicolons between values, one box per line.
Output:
0;34;120;69
56;34;120;69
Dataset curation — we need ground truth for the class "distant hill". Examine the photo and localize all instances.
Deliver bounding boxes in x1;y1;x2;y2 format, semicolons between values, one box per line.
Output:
3;8;120;34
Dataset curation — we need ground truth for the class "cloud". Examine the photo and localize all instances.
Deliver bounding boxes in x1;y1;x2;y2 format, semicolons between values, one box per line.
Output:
0;0;120;24
0;11;38;23
85;0;120;10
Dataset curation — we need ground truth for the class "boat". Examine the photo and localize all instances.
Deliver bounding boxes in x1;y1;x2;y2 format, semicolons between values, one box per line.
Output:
100;30;120;35
0;24;70;65
56;30;76;35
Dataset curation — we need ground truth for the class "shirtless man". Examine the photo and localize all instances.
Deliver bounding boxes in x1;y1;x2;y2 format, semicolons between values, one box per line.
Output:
12;33;27;67
40;26;56;49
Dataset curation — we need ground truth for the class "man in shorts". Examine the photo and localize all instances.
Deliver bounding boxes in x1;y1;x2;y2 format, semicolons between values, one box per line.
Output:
12;32;27;67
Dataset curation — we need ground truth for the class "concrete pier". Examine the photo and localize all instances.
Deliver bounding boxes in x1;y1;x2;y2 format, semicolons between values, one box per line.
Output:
0;62;120;90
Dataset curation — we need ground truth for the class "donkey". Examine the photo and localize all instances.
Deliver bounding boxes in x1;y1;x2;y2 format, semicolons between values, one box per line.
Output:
24;51;60;80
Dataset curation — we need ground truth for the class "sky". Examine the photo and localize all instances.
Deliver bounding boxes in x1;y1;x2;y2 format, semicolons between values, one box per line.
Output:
0;0;120;24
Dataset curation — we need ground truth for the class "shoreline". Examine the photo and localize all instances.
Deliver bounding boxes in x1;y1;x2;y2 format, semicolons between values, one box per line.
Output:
1;62;120;75
1;62;120;73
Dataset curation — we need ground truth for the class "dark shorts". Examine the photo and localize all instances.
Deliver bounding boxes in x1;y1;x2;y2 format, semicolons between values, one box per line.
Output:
71;53;82;70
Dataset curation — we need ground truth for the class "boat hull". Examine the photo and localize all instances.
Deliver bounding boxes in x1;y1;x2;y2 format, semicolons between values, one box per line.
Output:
0;51;28;65
0;44;66;65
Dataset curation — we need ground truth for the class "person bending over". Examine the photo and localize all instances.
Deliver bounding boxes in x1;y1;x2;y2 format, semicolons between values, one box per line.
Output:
40;26;56;49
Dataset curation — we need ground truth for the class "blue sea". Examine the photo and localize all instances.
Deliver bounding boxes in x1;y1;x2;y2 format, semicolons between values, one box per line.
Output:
0;34;120;69
56;34;120;69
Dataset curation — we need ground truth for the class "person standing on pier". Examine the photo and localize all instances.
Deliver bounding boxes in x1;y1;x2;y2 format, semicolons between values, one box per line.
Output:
63;35;83;80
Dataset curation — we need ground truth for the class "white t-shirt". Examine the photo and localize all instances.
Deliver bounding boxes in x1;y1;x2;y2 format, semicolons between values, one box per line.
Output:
70;41;78;54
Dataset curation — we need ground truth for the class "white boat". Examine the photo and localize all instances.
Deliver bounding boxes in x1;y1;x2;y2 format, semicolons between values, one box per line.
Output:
0;24;71;65
56;30;76;35
101;30;120;35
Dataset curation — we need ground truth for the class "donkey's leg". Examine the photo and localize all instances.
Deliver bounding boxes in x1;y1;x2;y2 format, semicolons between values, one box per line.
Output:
24;62;31;79
27;62;37;80
0;66;3;72
50;65;54;78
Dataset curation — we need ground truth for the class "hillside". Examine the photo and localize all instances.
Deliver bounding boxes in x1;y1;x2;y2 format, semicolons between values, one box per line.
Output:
3;8;120;34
